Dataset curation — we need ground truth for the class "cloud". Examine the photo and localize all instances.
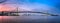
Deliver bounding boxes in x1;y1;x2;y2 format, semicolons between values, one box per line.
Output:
0;0;59;15
0;4;17;11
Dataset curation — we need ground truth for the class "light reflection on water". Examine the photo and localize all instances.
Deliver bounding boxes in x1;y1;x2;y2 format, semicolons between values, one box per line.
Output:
0;15;47;23
0;14;60;23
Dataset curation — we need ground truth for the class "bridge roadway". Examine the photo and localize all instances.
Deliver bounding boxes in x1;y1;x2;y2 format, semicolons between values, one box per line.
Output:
0;11;58;16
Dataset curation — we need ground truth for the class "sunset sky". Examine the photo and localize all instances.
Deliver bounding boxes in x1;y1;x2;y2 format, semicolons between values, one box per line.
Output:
0;0;60;15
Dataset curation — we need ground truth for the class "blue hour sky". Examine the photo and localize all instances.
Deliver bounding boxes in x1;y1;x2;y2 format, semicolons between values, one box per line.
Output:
1;0;60;15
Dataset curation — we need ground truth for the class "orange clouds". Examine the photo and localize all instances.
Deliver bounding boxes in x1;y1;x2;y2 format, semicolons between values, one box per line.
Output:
0;4;33;12
0;4;16;12
0;8;15;11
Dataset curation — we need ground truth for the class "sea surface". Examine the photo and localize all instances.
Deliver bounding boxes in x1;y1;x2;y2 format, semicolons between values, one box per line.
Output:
0;13;60;23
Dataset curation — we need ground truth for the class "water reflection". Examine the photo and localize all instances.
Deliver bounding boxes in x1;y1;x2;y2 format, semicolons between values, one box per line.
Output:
0;13;47;23
0;13;60;23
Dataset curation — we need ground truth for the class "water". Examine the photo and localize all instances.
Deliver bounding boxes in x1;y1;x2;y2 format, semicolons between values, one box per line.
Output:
0;13;60;23
48;16;60;23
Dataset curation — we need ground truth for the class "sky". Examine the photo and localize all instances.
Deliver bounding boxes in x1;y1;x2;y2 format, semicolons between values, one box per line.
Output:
0;0;60;15
0;0;60;22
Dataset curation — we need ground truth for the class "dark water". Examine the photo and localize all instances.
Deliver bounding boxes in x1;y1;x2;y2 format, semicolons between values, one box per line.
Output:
48;16;60;23
0;15;60;23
